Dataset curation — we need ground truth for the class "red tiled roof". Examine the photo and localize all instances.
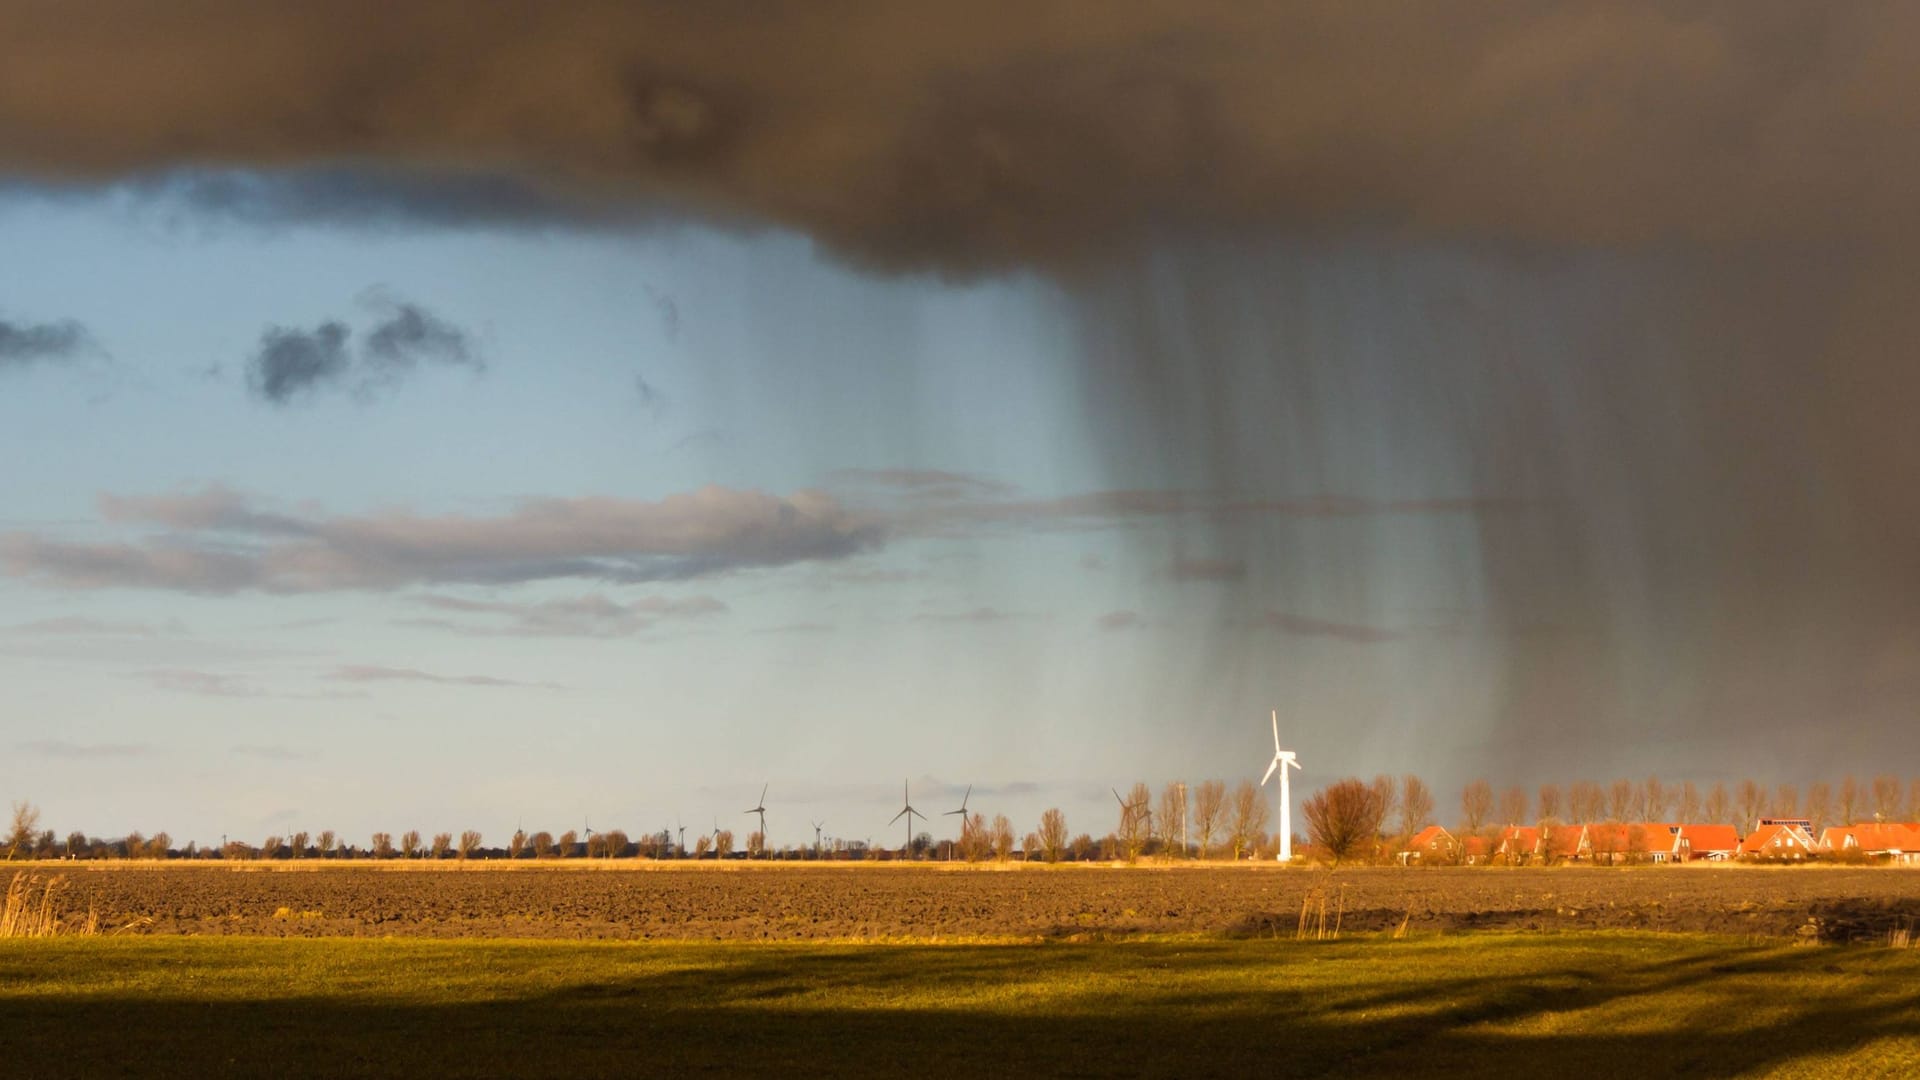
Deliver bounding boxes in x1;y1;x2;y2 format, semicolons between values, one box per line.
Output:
1495;826;1539;853
1674;824;1740;853
1820;823;1920;853
1402;825;1455;852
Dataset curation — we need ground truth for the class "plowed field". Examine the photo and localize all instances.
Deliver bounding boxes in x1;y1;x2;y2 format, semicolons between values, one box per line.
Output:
32;863;1920;943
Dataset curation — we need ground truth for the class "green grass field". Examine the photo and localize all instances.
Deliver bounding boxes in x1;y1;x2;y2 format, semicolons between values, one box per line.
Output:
4;933;1917;1078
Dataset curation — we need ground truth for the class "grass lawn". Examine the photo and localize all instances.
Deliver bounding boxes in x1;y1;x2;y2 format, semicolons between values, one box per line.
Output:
3;933;1917;1078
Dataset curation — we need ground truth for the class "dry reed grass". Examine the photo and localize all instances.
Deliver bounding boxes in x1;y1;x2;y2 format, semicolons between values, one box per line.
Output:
2;872;96;937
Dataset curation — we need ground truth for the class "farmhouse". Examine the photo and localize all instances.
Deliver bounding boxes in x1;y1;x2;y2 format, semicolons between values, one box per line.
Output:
1399;825;1461;864
1818;823;1920;864
1669;824;1740;861
1493;825;1541;864
1738;818;1817;859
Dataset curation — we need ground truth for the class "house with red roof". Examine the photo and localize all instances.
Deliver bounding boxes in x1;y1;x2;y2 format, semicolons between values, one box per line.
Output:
1398;824;1462;865
1670;824;1740;861
1739;818;1817;860
1818;823;1920;864
1492;825;1540;864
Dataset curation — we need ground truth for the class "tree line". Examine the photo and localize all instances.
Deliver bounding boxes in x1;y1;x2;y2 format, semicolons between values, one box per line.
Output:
9;771;1916;864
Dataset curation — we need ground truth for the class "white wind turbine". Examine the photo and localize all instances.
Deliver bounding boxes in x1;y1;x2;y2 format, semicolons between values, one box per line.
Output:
1259;709;1302;863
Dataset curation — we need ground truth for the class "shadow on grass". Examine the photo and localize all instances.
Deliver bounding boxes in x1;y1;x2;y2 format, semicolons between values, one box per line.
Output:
3;938;1918;1078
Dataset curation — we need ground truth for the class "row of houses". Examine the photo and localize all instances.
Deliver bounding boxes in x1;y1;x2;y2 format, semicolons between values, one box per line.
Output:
1401;818;1920;865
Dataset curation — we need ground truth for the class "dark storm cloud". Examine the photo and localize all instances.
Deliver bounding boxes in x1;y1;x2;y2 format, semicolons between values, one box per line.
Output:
0;315;91;369
5;4;1919;268
244;295;477;405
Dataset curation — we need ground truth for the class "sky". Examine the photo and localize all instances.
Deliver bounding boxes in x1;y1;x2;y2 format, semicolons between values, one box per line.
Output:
4;5;1919;848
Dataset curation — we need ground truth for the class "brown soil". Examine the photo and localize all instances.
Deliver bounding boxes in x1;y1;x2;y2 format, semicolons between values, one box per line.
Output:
29;863;1920;943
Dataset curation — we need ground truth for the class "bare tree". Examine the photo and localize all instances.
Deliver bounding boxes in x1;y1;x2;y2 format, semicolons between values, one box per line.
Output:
746;831;765;858
64;832;87;860
1641;776;1669;822
963;812;990;861
1805;784;1832;834
555;829;578;857
1773;784;1799;819
430;832;453;859
1677;782;1702;823
693;833;713;858
458;830;482;859
1158;782;1189;857
400;830;422;859
1839;776;1861;825
1116;782;1151;861
289;831;309;859
1705;782;1731;826
1607;779;1634;822
1536;784;1563;823
1371;775;1400;838
991;814;1014;861
148;832;172;859
1459;779;1493;835
1227;780;1270;861
1037;808;1068;863
713;829;734;858
1569;781;1605;823
529;830;554;858
7;802;42;860
371;832;395;859
261;835;285;860
602;829;629;858
1497;786;1528;828
317;830;337;858
124;831;146;859
1872;774;1902;820
1303;778;1386;865
1735;779;1765;831
1070;833;1095;861
1399;775;1435;839
1191;780;1226;858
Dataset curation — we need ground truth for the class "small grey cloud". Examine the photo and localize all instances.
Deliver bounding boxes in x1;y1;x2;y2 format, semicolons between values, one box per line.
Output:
245;293;478;406
643;285;680;341
753;621;835;635
247;321;351;404
135;668;265;697
635;373;667;416
325;664;561;690
1079;553;1107;572
232;743;315;762
0;315;92;370
360;290;478;375
19;739;154;759
1168;557;1247;583
830;468;1018;500
1097;610;1140;631
1259;611;1399;644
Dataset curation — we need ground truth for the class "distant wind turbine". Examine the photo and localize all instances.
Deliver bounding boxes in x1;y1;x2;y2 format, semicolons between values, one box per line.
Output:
944;784;972;854
812;819;826;857
1260;709;1302;863
744;784;768;855
890;780;926;858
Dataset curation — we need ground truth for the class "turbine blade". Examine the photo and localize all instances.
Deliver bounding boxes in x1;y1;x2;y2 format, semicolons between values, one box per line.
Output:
1271;709;1281;753
890;809;907;825
1261;757;1279;785
760;783;769;805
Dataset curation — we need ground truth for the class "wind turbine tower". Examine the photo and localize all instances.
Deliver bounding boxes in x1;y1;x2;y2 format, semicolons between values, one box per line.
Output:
944;784;972;856
890;780;926;858
1259;709;1302;863
811;819;826;858
744;784;768;855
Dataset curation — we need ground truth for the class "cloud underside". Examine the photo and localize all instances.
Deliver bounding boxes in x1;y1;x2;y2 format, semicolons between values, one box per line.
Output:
3;6;1916;271
325;664;557;690
405;591;725;638
0;485;879;593
0;316;89;368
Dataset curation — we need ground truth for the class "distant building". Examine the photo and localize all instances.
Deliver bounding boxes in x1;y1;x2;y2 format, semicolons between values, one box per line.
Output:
1738;818;1817;859
1817;823;1920;864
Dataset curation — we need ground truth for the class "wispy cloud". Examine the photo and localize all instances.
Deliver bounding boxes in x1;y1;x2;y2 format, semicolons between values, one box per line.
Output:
913;607;1024;624
407;592;726;638
0;484;880;593
1168;557;1246;583
232;743;315;762
1097;610;1140;631
325;664;561;690
1258;610;1399;644
752;621;835;635
134;668;265;697
19;739;154;759
8;616;183;637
